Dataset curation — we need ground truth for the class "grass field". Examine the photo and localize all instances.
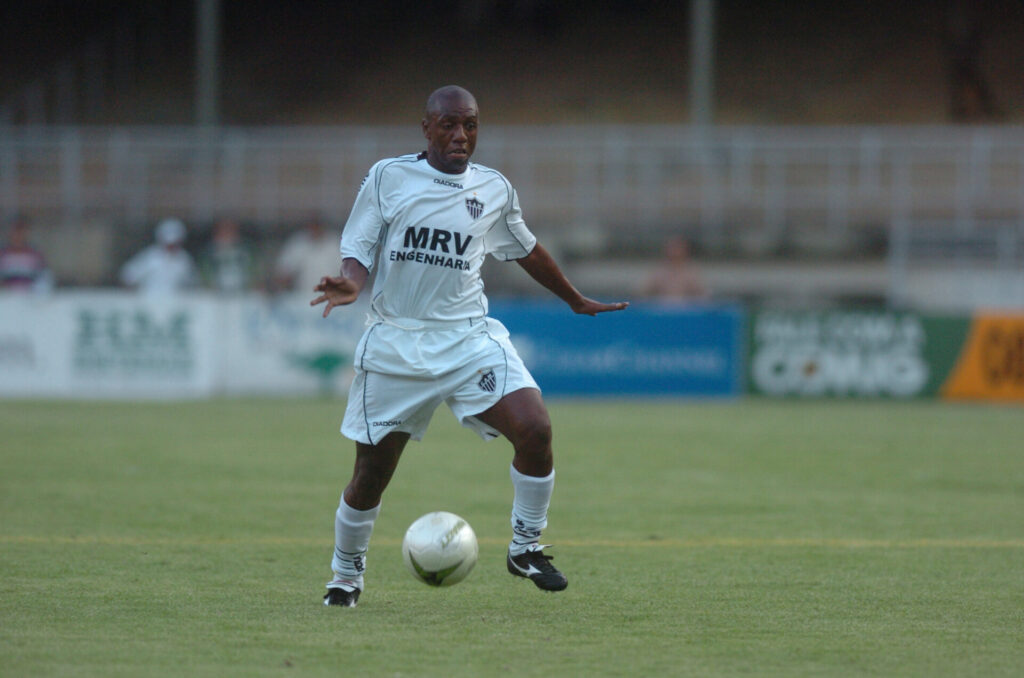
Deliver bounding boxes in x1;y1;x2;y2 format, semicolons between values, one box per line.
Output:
1;397;1022;677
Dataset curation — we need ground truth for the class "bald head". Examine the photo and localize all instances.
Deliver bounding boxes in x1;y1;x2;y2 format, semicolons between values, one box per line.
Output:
425;86;478;119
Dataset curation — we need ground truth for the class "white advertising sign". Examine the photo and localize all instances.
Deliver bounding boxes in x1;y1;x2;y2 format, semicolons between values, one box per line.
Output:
0;291;366;399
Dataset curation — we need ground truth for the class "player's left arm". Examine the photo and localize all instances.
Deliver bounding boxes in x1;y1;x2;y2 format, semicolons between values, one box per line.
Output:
516;243;628;316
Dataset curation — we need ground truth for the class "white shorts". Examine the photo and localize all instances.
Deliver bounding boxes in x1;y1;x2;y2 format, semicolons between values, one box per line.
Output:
341;316;539;445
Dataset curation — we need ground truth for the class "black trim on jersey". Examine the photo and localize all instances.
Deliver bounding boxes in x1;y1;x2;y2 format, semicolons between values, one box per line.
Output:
416;151;427;160
374;154;423;223
476;167;532;259
366;222;389;273
343;153;421;274
362;154;418;272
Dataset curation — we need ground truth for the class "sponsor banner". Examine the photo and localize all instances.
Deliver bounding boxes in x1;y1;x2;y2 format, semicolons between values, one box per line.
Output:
0;291;367;399
10;293;1015;402
69;293;219;397
748;310;969;398
0;295;72;396
218;293;367;395
941;314;1024;402
0;292;217;398
490;301;743;397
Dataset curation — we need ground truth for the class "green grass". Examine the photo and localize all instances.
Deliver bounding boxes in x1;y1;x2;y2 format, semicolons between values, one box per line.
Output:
1;398;1022;677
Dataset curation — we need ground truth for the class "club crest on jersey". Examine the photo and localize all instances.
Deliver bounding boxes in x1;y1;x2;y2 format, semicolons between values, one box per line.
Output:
478;369;496;393
465;196;484;220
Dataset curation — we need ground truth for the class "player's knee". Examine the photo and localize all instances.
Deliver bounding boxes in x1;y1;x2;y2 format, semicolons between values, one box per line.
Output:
511;414;552;453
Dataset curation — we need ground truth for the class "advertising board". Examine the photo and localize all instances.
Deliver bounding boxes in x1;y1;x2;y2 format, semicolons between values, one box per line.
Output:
747;310;1024;401
490;301;743;397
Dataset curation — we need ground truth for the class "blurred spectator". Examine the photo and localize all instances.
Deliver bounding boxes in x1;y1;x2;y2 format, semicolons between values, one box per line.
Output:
120;217;198;295
0;214;53;293
199;217;259;293
272;214;341;293
640;236;709;302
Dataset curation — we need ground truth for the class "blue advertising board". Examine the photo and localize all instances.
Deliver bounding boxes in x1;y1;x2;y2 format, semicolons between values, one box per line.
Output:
488;301;743;397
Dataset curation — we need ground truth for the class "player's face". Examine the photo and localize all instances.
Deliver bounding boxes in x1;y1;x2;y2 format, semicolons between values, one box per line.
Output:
422;95;478;174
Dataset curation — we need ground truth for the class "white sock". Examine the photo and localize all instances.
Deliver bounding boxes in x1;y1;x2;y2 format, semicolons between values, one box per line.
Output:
329;497;380;590
508;464;554;556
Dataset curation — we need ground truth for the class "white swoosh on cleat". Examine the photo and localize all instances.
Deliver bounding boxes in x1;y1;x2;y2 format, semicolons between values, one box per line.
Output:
510;560;542;576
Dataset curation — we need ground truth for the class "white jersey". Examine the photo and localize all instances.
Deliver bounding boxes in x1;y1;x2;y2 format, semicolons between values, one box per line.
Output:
119;245;197;296
341;153;537;323
275;229;343;293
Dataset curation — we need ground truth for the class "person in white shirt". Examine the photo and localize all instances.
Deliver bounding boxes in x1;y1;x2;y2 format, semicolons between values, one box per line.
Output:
272;215;341;293
120;218;198;296
311;85;628;607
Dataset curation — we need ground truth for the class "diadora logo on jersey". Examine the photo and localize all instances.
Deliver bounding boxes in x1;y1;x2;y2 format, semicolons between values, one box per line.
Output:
390;226;473;270
372;419;403;427
433;178;464;189
478;369;497;393
465;196;484;219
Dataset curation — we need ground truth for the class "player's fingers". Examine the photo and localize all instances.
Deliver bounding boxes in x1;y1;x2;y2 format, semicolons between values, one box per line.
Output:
594;301;629;313
310;294;326;306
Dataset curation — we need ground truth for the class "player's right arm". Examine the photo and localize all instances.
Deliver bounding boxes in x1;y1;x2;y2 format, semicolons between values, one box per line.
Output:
311;160;389;318
310;257;369;318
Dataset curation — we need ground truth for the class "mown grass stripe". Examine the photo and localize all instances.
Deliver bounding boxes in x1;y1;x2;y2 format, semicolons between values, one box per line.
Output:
3;534;1022;549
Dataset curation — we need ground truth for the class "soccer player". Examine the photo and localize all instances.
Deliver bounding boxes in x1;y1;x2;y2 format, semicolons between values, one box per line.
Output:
311;85;628;607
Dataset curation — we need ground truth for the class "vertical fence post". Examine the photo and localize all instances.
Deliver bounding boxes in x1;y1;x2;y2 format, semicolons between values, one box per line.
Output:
60;128;83;228
0;131;18;218
887;152;912;307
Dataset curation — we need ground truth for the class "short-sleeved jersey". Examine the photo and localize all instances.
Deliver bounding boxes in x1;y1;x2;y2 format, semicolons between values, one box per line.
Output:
119;245;197;296
341;153;537;322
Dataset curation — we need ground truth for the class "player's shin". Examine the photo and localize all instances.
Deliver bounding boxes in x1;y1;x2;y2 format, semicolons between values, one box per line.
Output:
508;464;554;556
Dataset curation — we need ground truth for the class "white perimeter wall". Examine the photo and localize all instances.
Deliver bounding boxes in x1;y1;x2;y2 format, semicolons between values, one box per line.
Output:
0;291;368;399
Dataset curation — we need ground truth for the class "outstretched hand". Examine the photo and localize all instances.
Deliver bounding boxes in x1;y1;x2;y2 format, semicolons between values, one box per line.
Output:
570;297;630;316
310;276;361;318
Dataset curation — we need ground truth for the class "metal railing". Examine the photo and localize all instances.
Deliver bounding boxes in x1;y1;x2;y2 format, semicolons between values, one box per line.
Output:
3;124;1023;254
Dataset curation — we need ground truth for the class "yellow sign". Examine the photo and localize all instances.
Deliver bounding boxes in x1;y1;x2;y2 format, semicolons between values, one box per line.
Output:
942;314;1024;401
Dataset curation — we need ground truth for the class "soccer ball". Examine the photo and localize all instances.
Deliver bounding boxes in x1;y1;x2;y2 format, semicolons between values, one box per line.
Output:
402;511;478;587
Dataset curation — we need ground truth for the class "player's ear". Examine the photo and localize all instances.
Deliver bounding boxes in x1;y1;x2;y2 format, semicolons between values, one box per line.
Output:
421;117;430;138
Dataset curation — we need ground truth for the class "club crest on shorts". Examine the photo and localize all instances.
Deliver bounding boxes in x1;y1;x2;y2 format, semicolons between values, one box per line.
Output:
478;369;496;393
465;196;484;220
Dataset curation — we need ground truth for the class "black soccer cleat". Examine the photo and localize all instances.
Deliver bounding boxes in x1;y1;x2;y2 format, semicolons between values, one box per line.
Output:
507;545;568;592
323;586;360;607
